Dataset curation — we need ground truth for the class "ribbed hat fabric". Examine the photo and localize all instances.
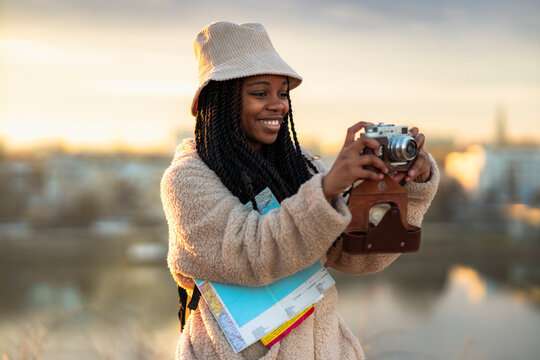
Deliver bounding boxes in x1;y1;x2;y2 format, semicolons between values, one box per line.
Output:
190;21;303;116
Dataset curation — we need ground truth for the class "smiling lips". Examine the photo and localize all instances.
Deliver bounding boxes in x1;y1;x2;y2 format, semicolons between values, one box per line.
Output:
259;118;282;131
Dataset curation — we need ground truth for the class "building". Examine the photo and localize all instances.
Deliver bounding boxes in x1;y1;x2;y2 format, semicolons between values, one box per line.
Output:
445;106;540;205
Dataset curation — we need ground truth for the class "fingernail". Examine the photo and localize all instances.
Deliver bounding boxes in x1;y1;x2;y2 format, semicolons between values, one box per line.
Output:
379;174;384;179
384;168;389;174
409;170;415;177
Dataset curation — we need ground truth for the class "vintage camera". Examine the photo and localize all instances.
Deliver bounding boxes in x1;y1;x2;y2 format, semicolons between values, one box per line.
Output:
363;123;418;172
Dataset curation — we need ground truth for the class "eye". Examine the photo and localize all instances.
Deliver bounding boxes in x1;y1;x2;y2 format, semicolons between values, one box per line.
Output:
250;91;288;98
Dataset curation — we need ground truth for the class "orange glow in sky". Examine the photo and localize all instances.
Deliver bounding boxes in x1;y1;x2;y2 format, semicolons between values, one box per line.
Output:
2;5;540;152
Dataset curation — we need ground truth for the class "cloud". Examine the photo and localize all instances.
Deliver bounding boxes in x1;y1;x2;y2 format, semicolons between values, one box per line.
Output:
4;0;540;36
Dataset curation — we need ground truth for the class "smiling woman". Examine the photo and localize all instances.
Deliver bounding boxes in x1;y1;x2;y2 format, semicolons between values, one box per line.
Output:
160;21;439;360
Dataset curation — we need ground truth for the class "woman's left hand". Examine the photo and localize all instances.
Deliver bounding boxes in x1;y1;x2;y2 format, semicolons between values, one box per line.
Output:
390;127;432;184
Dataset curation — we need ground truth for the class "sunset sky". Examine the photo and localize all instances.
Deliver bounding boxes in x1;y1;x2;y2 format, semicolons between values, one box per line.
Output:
1;0;539;153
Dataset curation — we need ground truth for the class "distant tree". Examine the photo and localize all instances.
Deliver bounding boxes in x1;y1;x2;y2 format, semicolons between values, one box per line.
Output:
482;186;496;204
30;163;45;191
0;137;5;161
112;178;140;214
424;174;469;222
0;171;28;221
530;188;540;207
58;191;100;227
477;186;506;223
506;160;519;203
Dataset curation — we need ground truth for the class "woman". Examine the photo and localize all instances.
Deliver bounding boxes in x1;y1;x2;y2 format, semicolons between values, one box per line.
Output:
160;21;439;360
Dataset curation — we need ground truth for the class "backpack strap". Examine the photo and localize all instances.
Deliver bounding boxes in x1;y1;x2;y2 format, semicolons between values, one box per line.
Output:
177;286;188;332
177;284;202;333
188;286;201;310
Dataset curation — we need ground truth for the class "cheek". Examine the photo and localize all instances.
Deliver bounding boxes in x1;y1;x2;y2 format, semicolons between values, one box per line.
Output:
241;100;260;128
278;100;290;118
282;99;290;113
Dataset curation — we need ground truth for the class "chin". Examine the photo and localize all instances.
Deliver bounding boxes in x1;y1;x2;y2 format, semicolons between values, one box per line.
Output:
260;135;279;145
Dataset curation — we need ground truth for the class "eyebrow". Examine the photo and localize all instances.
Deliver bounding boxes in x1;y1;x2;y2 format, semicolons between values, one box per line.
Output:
246;80;288;87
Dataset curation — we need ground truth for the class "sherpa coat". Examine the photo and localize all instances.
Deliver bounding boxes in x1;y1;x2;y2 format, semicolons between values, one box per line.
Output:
160;138;440;360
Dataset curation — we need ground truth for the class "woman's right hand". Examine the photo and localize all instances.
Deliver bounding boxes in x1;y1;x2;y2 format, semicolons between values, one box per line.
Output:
322;121;389;202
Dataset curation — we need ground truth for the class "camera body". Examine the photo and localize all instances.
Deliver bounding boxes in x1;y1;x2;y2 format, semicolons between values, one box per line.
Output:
364;123;418;172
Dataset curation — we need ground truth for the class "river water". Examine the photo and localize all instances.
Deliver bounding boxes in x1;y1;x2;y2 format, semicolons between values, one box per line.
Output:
1;226;539;359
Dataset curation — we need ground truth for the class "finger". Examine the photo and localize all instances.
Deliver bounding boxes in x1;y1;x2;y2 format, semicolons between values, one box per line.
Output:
405;153;428;182
406;157;426;181
409;127;419;137
343;121;374;147
415;168;432;183
354;168;385;181
358;154;389;174
414;133;425;149
349;136;381;154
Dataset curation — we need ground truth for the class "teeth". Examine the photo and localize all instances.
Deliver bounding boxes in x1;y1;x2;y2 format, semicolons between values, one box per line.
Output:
261;120;280;126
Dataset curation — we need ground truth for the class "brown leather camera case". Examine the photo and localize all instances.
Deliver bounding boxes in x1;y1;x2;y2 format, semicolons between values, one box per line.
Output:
341;175;421;254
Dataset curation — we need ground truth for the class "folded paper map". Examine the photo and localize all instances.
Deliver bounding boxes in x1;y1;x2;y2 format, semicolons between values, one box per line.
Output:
195;187;335;353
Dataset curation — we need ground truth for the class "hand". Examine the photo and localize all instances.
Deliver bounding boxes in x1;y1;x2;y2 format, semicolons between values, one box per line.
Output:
389;126;432;184
322;121;389;201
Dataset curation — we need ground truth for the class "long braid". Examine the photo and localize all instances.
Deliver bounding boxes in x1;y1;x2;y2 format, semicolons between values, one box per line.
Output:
194;77;318;208
285;78;319;175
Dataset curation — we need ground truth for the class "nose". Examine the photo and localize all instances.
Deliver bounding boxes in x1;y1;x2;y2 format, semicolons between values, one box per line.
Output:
265;96;288;114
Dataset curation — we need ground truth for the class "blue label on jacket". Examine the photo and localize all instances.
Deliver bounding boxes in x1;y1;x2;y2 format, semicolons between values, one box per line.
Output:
244;187;280;215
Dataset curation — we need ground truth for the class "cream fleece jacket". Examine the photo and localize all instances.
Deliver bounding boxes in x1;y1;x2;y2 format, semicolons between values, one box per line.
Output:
160;138;440;360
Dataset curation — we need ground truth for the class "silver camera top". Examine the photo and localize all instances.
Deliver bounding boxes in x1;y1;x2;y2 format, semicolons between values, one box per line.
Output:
365;123;409;137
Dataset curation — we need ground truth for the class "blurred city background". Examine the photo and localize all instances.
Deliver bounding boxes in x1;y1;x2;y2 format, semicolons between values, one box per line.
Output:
1;1;539;359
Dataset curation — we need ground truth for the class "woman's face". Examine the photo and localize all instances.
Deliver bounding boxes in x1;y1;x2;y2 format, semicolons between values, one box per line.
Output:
240;74;290;152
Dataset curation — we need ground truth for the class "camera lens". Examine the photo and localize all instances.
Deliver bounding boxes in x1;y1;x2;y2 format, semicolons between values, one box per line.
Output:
406;141;417;158
388;135;417;161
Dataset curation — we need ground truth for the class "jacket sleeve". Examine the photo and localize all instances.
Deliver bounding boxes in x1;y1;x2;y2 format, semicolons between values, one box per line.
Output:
160;156;352;287
321;153;440;275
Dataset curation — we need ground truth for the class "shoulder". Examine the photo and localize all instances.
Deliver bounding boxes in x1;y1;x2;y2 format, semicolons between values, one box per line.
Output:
299;146;328;173
160;139;220;192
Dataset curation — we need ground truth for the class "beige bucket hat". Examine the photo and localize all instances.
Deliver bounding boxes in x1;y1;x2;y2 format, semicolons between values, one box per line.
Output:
191;21;303;116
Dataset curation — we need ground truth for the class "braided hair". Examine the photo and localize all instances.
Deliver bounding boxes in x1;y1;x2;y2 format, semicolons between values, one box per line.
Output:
194;76;319;211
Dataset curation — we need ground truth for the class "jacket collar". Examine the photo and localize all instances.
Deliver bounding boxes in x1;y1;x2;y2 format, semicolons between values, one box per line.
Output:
173;138;197;162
